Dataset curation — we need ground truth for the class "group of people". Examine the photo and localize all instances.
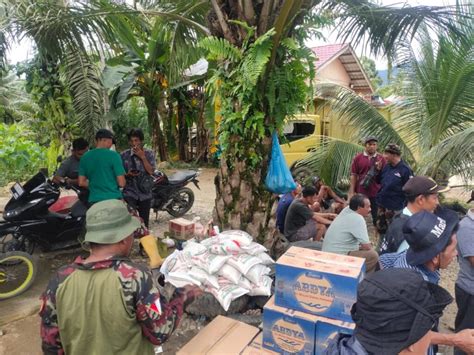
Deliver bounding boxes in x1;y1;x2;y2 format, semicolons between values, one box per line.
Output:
42;128;202;354
277;135;474;354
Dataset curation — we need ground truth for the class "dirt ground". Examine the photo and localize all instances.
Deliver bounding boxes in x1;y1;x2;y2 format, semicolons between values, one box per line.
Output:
0;168;469;354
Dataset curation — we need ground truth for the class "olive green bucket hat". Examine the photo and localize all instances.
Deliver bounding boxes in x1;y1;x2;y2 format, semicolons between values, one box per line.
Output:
84;199;141;244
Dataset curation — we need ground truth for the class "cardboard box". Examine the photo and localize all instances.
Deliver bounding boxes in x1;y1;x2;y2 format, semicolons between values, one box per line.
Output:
293;247;366;272
262;296;354;355
240;333;279;355
169;218;195;240
177;316;260;355
274;247;365;322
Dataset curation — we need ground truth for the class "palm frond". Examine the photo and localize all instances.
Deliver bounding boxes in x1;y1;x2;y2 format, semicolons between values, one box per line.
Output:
63;51;106;141
324;1;461;56
198;37;242;63
297;136;364;188
315;82;415;164
418;126;474;183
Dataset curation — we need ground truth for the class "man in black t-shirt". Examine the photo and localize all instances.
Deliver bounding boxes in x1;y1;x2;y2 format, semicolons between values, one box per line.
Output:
284;186;336;242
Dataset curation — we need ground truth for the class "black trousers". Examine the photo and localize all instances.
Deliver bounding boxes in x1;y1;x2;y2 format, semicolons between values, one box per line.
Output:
369;197;378;225
125;197;152;228
454;284;474;355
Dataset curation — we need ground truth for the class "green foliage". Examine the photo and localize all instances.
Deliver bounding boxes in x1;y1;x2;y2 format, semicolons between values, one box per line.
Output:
110;97;150;151
0;123;46;186
201;28;314;168
360;56;382;90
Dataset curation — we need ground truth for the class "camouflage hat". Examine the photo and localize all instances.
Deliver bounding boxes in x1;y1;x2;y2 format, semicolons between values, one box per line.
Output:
85;199;141;244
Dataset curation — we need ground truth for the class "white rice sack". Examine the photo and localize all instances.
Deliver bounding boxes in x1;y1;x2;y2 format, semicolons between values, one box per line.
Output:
227;254;262;274
237;275;252;290
247;275;273;296
206;282;249;311
166;270;200;288
160;250;189;276
191;251;231;274
217;264;242;284
200;236;219;247
182;241;208;257
218;230;253;246
256;252;274;265
240;242;267;255
246;264;271;284
209;238;242;255
188;267;219;289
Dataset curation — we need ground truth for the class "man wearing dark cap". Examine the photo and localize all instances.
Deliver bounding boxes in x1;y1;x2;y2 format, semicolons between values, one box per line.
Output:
375;143;413;235
324;268;474;355
40;200;200;355
379;209;459;285
348;136;386;225
78;128;126;204
380;176;448;254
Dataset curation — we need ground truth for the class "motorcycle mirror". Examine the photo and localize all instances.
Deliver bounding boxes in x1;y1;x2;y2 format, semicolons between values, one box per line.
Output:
57;155;63;163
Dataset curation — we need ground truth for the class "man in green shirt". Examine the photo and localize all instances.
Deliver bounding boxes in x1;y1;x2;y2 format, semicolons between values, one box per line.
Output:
79;129;126;203
322;194;379;272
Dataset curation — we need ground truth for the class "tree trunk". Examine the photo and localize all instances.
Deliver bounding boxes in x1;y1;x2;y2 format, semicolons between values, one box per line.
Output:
195;88;209;163
176;95;188;161
213;136;278;247
146;98;168;162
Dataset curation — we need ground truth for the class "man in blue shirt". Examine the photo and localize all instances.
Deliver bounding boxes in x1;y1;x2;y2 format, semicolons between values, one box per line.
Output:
276;183;301;234
375;143;413;234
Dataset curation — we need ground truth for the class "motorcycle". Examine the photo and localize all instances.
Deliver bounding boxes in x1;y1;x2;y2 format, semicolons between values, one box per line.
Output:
151;170;200;217
0;171;86;254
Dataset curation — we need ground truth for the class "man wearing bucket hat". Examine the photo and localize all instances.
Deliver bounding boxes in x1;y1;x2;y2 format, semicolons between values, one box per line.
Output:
379;209;459;284
40;200;200;355
324;268;474;355
375;143;413;235
380;176;448;254
348;136;386;225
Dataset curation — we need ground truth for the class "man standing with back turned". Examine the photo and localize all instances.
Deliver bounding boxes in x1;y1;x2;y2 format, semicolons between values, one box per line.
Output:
78;128;125;204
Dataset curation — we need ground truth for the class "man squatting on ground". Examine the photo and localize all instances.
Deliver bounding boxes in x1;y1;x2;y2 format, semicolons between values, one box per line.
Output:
40;200;201;354
283;186;336;242
322;194;379;273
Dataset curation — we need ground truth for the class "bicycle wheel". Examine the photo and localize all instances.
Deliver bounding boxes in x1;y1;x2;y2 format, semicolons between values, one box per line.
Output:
0;251;37;300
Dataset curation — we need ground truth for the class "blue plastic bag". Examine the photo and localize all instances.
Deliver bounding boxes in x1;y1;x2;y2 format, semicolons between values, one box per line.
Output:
265;132;297;194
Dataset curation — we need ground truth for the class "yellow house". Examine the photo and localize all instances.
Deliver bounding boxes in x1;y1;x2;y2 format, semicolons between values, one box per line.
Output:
281;43;376;169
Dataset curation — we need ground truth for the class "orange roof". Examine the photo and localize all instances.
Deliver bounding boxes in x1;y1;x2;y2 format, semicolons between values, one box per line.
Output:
311;44;348;68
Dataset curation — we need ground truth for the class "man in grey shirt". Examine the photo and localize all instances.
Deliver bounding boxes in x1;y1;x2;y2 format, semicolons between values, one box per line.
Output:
53;138;89;187
323;194;379;272
455;207;474;355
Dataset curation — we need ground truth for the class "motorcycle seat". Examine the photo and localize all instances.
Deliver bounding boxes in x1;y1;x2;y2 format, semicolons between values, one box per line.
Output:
167;170;197;185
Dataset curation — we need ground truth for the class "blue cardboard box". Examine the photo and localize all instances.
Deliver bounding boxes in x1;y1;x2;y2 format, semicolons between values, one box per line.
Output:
262;296;354;355
274;247;365;322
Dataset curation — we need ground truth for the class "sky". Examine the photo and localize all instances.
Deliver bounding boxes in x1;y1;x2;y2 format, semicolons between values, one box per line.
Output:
6;0;458;70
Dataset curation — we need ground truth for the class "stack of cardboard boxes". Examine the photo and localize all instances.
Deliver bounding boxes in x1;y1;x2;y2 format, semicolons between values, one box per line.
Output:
177;246;366;355
259;246;365;354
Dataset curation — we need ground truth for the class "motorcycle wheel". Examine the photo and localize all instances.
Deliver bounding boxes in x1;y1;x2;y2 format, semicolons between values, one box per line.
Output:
0;233;35;255
166;187;195;217
0;251;37;300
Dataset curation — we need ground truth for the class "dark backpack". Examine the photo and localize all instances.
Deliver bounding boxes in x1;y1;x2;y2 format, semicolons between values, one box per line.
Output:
379;213;409;254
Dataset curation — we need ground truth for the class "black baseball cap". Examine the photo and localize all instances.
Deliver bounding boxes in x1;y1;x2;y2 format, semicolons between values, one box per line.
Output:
384;143;401;155
363;135;378;144
403;209;459;265
95;129;116;144
403;176;449;196
352;268;452;355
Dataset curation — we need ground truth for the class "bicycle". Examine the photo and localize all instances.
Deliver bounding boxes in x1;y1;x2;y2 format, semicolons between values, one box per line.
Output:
0;251;37;300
